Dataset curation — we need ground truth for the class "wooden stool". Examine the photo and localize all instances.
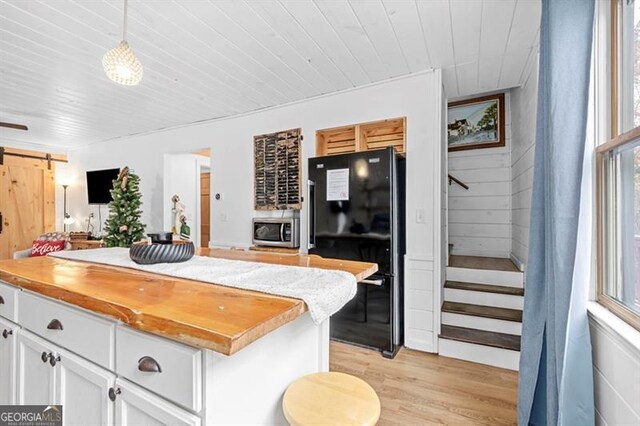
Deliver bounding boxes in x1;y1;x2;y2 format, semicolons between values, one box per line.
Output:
283;372;381;426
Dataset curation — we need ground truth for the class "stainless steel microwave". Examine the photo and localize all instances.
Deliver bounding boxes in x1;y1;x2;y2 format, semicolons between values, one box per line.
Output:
252;218;300;248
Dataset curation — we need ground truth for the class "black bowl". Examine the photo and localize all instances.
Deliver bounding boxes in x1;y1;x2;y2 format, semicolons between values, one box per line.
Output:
147;232;173;245
130;241;195;265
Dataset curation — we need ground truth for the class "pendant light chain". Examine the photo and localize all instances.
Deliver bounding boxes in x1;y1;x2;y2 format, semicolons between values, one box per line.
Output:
123;0;128;42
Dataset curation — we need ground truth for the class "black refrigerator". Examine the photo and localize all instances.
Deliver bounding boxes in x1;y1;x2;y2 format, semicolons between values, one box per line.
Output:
307;147;405;358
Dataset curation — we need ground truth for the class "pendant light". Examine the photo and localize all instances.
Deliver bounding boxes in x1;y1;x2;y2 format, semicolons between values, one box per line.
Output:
102;0;143;86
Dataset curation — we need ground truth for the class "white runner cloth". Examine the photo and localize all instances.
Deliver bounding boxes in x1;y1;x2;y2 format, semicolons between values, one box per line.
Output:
49;248;357;324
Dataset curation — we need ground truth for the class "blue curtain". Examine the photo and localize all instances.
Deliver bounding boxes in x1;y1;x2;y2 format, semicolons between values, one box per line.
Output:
518;1;595;425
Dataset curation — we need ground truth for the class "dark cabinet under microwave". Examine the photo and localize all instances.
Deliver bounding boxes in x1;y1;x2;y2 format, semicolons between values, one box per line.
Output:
252;218;300;248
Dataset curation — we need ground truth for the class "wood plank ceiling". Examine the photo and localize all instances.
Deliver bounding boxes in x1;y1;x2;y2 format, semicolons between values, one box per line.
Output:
0;0;540;150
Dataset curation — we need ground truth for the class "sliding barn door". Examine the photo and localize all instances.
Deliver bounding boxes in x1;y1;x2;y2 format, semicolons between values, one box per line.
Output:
0;148;59;260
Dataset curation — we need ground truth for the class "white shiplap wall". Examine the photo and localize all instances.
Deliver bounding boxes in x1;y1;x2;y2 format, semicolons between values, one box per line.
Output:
589;306;640;425
510;52;539;270
447;93;512;258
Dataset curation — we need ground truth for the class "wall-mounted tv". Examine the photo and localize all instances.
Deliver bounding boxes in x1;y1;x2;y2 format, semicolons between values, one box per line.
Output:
86;168;119;205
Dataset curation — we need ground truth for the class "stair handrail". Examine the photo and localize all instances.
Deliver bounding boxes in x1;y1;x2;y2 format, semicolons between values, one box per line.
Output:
448;174;469;190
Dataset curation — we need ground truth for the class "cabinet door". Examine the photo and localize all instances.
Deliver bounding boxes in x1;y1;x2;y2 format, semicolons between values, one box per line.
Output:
115;379;200;426
0;318;17;404
16;331;56;405
57;348;115;426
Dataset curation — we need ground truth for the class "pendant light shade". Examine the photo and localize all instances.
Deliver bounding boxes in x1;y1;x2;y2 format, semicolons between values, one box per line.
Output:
103;0;143;86
103;41;143;86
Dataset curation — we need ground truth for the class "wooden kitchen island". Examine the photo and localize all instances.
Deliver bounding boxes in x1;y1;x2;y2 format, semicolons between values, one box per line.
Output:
0;249;376;426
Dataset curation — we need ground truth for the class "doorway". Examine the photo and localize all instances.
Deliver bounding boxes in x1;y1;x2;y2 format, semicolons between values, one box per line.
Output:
163;149;211;248
200;167;210;248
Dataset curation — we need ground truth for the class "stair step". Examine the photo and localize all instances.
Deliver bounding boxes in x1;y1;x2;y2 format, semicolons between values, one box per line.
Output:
449;255;520;272
442;312;522;335
445;281;524;296
440;325;521;351
438;338;520;370
446;267;523;288
442;301;522;322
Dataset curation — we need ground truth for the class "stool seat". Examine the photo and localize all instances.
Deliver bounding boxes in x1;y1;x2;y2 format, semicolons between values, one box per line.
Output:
283;372;381;426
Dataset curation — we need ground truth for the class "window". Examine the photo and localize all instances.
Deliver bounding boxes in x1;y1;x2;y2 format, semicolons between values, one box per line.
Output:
614;0;640;134
597;0;640;331
597;131;640;329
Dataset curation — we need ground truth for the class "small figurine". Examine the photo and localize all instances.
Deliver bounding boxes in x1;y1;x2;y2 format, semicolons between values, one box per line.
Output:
118;167;129;191
171;194;185;236
179;215;191;241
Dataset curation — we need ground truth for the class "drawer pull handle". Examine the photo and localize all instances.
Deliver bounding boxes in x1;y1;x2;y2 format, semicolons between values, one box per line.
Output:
108;387;121;402
49;353;61;367
47;319;63;331
2;329;12;339
138;356;162;373
41;352;50;363
0;296;4;304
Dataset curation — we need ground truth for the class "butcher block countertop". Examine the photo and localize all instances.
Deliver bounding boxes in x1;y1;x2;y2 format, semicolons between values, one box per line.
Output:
0;249;377;355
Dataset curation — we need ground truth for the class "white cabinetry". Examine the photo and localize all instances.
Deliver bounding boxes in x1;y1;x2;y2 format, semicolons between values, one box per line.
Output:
16;331;56;405
58;347;115;426
17;330;116;426
0;317;17;404
114;379;201;426
116;325;202;412
10;292;202;426
1;282;327;425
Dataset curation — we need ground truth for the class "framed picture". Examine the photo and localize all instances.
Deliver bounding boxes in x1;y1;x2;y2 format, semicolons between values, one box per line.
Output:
447;93;505;152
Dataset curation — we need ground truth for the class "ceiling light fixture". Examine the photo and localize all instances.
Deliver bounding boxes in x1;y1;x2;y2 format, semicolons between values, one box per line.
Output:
102;0;143;86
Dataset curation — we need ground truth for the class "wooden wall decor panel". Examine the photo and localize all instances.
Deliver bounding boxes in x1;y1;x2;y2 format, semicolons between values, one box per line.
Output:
316;117;406;157
361;118;406;153
315;125;357;156
254;128;302;210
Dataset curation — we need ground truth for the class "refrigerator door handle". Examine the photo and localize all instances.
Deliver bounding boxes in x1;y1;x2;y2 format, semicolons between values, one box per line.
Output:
307;179;316;249
360;279;384;286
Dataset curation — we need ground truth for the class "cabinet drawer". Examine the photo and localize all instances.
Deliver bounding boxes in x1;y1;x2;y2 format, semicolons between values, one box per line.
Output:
116;326;202;412
18;292;115;370
0;282;19;322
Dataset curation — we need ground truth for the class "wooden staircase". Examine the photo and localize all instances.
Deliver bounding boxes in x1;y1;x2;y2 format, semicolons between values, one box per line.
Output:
439;255;524;371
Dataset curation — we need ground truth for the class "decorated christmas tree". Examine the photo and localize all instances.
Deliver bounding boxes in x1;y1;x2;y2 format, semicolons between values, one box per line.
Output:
103;167;146;247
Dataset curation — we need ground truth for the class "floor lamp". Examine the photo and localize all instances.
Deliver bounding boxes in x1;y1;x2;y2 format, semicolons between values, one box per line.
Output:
62;184;75;232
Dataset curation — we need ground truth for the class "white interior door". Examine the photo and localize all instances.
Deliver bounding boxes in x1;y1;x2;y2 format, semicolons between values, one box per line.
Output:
163;153;211;247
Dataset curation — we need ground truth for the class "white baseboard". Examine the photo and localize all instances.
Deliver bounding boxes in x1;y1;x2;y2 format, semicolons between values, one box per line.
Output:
510;253;526;273
405;330;436;353
447;267;524;288
441;312;522;335
444;288;524;310
438;338;520;371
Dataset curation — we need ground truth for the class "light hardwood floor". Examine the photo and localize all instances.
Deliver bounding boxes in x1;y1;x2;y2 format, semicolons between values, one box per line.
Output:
330;342;518;425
